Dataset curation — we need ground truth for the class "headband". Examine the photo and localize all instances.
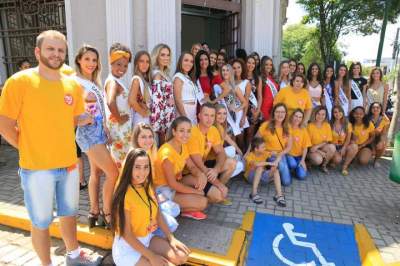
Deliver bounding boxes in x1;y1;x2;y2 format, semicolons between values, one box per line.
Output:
109;50;131;64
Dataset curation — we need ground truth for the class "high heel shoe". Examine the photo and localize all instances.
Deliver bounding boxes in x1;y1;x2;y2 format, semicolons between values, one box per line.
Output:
99;211;111;230
88;212;99;228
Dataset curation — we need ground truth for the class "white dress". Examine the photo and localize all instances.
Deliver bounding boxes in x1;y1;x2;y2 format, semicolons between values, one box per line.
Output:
173;72;198;125
130;75;151;126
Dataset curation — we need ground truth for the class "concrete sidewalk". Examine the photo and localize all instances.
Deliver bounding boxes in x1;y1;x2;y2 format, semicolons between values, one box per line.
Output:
0;143;399;265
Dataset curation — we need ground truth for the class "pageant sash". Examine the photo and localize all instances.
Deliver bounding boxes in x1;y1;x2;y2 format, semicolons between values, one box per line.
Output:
266;77;278;97
351;80;364;108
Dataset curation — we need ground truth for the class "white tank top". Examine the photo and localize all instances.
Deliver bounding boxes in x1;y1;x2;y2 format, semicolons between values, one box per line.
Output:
173;72;196;103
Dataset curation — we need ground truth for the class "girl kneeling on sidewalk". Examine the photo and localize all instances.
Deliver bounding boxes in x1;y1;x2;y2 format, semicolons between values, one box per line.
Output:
245;137;286;206
111;149;189;266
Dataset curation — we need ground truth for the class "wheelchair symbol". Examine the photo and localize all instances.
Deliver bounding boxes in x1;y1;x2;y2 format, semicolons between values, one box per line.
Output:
272;223;336;266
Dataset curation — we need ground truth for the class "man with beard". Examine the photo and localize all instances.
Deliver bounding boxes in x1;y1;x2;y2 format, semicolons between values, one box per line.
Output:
0;30;100;266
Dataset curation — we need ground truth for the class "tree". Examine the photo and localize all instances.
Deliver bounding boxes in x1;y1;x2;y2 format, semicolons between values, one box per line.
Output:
298;0;400;66
282;23;342;67
282;24;314;62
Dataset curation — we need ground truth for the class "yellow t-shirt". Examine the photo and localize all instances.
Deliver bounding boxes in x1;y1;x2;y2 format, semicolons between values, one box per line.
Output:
289;127;311;157
273;86;312;115
258;122;290;152
154;143;189;188
353;122;375;145
332;123;352;145
307;122;333;145
187;125;222;159
123;185;158;237
244;151;271;179
372;116;390;134
0;68;84;169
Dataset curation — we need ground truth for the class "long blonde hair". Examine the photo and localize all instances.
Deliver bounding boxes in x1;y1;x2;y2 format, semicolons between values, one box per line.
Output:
151;43;171;78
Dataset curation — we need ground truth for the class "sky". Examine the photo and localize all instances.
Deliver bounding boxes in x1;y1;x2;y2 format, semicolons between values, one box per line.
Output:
285;1;400;62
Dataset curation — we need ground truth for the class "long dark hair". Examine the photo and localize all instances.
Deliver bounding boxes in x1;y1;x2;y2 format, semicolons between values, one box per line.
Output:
268;103;289;137
349;106;369;128
246;55;260;88
323;65;336;92
195;50;213;81
306;62;322;84
231;58;247;80
175;52;194;80
349;62;362;79
166;116;192;142
367;102;384;119
330;105;349;133
111;149;155;235
336;64;349;92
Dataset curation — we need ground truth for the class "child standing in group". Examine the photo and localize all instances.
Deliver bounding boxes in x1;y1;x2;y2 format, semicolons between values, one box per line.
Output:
104;43;133;169
111;149;189;266
245;137;285;206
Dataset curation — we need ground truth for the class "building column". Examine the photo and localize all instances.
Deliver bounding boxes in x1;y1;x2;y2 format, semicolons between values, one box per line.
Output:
242;0;285;63
146;0;180;69
65;0;108;80
105;0;134;83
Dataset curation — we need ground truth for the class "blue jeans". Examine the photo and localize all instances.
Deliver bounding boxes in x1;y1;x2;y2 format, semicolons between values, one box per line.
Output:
268;155;291;186
287;155;307;180
19;165;79;229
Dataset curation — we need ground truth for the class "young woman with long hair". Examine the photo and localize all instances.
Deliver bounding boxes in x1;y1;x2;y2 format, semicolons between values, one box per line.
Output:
296;63;305;75
129;51;152;126
260;56;279;121
111;149;189;266
150;43;175;146
368;102;390;166
232;58;251;151
349;106;375;165
330;105;358;175
287;109;311;180
173;52;198;125
323;65;336;119
306;63;323;107
366;68;389;112
278;60;290;89
349;62;366;109
245;55;263;147
154;116;209;220
334;64;351;116
307;106;336;173
75;45;119;228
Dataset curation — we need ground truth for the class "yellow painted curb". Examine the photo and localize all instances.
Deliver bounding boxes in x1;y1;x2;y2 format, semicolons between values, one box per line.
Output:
355;223;388;266
0;208;250;265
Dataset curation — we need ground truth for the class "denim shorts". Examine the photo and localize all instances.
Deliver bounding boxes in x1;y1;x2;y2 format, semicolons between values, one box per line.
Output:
76;116;107;152
19;164;79;229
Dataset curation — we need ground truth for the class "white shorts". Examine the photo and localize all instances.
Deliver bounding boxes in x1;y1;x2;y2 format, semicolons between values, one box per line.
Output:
112;234;154;266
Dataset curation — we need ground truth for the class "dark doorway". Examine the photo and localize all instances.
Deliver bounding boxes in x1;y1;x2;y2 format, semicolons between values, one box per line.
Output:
181;1;240;58
0;0;67;76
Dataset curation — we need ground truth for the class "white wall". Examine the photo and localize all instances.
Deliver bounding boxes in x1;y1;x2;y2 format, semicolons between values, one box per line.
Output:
65;0;108;81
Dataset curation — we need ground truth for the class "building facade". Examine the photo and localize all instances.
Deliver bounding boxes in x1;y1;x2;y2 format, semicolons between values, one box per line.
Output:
0;0;288;83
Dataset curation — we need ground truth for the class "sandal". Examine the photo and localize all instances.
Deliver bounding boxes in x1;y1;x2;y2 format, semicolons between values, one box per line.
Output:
99;211;111;229
249;193;264;204
341;169;349;176
79;180;88;191
87;212;99;228
273;195;287;207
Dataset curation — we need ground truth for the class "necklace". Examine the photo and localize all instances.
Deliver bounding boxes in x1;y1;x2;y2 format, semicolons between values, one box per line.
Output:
130;184;153;231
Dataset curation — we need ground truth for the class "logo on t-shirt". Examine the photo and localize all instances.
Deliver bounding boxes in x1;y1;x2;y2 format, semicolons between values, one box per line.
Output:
64;94;73;105
298;99;304;106
294;136;300;142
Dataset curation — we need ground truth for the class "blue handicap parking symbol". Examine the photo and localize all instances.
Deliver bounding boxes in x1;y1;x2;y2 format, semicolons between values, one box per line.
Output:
247;213;361;266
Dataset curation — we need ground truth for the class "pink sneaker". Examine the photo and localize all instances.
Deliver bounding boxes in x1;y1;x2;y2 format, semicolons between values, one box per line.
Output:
181;211;207;220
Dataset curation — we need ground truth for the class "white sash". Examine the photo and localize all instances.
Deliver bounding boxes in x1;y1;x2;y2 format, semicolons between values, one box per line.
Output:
351;80;364;108
195;79;207;105
76;77;105;119
214;86;242;136
324;86;333;119
249;91;258;108
338;87;349;115
266;77;278;97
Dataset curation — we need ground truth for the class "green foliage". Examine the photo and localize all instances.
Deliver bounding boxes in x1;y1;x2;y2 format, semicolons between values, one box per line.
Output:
282;23;342;68
297;0;400;65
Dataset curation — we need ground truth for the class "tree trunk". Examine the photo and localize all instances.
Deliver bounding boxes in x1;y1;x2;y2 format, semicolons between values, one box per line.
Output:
376;0;389;66
388;65;400;145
